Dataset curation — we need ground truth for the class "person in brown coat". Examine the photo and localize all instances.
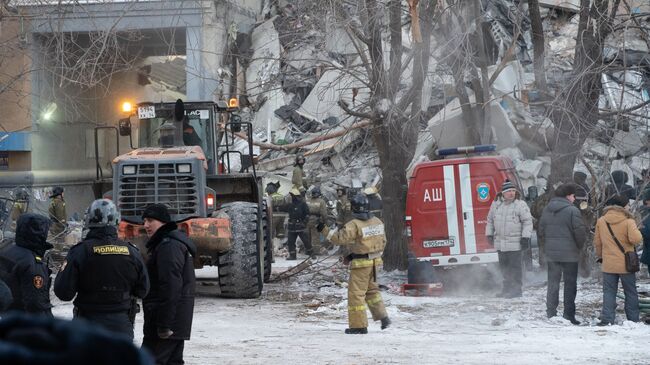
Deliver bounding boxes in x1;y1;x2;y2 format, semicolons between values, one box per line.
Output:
593;195;642;325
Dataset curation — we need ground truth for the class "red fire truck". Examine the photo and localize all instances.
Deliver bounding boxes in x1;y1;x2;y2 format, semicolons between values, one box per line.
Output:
405;145;523;280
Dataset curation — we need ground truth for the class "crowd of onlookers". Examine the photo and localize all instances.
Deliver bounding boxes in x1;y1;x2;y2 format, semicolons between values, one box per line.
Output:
487;170;650;326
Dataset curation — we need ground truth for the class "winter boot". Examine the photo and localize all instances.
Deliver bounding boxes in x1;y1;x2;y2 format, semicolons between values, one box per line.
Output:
596;320;612;326
380;317;391;330
287;252;297;260
563;315;581;325
345;328;368;334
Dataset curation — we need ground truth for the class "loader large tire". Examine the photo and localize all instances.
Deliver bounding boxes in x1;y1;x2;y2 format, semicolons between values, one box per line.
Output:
262;200;273;283
217;202;263;298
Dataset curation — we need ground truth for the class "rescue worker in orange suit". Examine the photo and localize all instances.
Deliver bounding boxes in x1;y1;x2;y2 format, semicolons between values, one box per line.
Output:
48;186;67;243
486;179;533;298
335;187;352;228
306;187;328;255
10;189;29;224
292;154;309;191
317;193;390;334
0;213;53;316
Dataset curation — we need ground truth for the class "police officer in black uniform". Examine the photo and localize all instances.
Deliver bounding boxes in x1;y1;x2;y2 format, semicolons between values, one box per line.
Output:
54;199;149;340
0;213;53;315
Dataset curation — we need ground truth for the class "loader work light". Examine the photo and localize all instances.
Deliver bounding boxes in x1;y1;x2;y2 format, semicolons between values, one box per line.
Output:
121;101;133;113
177;163;192;173
228;98;239;108
122;165;136;175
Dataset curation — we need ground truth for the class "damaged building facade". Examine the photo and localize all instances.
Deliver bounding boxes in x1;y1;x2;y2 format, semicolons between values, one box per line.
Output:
1;0;650;223
0;0;260;216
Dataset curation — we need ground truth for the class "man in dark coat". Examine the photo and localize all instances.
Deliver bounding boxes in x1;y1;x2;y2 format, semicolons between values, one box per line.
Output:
538;183;587;325
0;279;12;311
141;204;196;365
54;199;149;340
639;191;650;277
285;187;313;260
605;170;635;203
0;213;53;315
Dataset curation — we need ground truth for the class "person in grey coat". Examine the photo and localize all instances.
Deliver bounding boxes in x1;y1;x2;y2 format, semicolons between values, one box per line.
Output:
486;180;533;298
538;183;587;325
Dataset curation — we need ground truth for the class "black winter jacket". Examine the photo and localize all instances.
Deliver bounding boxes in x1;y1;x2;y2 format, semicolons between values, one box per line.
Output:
53;226;149;312
143;223;196;340
0;278;12;311
0;214;53;315
538;197;587;262
286;197;309;232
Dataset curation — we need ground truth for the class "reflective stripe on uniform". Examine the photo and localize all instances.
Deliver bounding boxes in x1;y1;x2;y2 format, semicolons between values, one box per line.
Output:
350;257;383;268
326;228;338;240
367;294;382;306
348;305;366;312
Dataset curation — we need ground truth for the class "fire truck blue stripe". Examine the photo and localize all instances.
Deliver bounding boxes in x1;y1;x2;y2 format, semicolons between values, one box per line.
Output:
443;165;460;255
459;164;477;254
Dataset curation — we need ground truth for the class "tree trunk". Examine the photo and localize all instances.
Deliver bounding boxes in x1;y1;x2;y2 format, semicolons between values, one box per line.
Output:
528;0;547;92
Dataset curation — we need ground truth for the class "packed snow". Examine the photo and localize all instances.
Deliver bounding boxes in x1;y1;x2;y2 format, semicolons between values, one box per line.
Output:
51;255;650;365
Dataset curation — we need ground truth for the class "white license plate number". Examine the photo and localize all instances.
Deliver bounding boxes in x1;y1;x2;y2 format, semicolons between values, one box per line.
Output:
138;106;156;119
423;239;453;248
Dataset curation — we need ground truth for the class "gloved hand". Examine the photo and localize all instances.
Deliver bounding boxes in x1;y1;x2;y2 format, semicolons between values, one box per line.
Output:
157;327;173;339
317;222;325;232
486;235;494;246
520;237;531;250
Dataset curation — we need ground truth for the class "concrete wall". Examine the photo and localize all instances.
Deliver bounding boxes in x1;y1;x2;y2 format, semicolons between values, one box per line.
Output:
0;16;33;170
1;0;261;214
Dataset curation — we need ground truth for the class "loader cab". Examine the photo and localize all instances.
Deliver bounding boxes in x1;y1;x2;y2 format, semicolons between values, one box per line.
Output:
132;102;218;175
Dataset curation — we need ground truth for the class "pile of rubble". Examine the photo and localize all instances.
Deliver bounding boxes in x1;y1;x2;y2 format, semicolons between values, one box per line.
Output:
236;0;650;197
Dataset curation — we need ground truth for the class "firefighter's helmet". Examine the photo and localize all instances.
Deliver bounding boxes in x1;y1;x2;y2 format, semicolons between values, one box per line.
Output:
350;193;369;214
363;186;378;196
311;186;321;198
85;199;121;228
15;189;29;201
51;186;64;198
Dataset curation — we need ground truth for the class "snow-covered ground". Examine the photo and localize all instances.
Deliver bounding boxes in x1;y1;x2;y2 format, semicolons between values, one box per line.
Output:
51;256;650;365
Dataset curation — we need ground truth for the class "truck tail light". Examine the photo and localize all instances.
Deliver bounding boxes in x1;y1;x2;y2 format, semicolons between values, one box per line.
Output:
207;194;215;210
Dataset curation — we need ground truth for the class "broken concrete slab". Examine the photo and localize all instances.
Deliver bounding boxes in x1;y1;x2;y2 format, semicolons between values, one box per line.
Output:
538;156;552;178
428;98;521;150
246;19;281;94
252;88;290;133
516;160;543;180
584;138;618;160
538;0;580;12
247;19;285;132
612;130;645;157
499;147;524;164
296;69;369;123
489;60;525;98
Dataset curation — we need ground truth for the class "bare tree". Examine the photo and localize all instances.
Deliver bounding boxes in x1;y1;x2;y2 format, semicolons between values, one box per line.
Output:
528;0;650;189
326;0;438;270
